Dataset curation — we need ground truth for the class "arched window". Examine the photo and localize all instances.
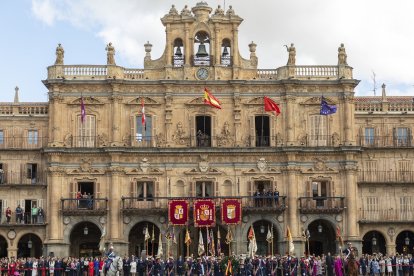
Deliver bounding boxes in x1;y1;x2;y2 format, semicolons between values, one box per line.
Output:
193;31;210;66
173;38;184;67
221;39;232;66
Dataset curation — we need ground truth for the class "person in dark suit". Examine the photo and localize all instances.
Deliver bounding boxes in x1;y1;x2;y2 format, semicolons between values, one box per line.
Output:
325;252;334;276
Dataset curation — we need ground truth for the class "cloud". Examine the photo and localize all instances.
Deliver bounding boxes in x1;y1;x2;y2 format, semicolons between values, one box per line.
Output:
30;0;414;95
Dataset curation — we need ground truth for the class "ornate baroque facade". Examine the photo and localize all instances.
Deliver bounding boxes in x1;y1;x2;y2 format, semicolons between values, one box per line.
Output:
0;2;413;258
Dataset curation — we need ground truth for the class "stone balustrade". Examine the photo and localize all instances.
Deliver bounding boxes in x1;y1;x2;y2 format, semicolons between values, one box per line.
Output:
294;65;338;78
0;104;48;115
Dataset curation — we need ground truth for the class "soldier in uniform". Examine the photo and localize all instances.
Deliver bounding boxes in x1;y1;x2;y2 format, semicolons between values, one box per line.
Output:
166;257;175;276
104;244;116;273
146;257;154;276
176;256;184;276
137;256;146;276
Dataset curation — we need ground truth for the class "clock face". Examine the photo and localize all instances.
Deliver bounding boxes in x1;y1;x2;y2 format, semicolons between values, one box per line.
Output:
196;68;209;80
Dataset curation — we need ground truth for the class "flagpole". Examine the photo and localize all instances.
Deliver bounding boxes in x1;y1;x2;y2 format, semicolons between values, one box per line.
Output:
206;226;209;257
228;226;231;257
271;224;274;257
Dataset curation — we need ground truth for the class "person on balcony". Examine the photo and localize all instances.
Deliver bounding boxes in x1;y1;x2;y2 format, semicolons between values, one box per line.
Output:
15;205;23;224
87;193;93;210
273;189;280;207
0;169;4;184
76;191;82;208
37;206;44;223
31;205;38;224
5;207;11;224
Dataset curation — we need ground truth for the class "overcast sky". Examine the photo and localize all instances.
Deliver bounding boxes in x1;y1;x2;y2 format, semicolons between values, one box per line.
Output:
1;0;413;102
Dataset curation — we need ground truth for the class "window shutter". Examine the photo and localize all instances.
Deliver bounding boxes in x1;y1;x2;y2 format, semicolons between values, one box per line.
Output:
2;163;7;183
190;117;195;147
38;199;44;208
20;199;25;211
249;116;255;147
69;182;75;198
96;182;101;198
1;200;7;224
189;182;194;197
152;115;158;147
215;181;219;196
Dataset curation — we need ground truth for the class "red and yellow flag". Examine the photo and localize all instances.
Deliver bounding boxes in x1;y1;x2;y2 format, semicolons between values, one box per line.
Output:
336;225;344;247
204;87;222;109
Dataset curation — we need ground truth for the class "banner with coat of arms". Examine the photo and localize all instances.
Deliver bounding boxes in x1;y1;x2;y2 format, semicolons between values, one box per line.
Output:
168;200;189;225
194;199;215;227
221;199;242;225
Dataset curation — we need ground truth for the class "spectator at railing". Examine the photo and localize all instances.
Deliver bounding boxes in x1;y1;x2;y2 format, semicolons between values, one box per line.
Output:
273;189;280;206
87;194;93;210
5;207;11;224
32;205;38;224
38;207;45;223
16;205;23;224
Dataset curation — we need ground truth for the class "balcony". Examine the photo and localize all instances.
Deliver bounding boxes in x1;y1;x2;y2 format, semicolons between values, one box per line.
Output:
0;136;48;149
358;136;413;148
61;198;108;216
121;195;287;215
0;171;47;186
298;197;345;214
358;171;414;183
359;209;414;223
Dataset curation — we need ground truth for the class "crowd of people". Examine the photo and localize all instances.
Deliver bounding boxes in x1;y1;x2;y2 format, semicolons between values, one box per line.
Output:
0;246;414;276
2;205;45;225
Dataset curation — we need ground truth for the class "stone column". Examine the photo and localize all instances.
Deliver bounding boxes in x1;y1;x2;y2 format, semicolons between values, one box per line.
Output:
47;167;63;241
232;24;239;66
215;27;221;65
345;161;358;240
386;242;396;255
285;96;296;145
111;96;122;145
343;95;355;145
166;26;172;66
286;162;299;238
109;165;122;242
184;24;190;66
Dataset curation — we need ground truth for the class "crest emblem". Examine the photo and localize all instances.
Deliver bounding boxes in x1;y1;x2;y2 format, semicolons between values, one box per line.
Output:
174;205;184;220
226;204;236;219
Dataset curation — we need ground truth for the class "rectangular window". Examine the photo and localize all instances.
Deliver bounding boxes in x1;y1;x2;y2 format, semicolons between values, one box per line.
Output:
26;163;37;184
365;161;378;182
366;196;379;220
137;181;154;201
311;181;327;208
78;115;96;147
395;127;410;146
364;128;375;146
399;197;412;220
136;115;152;144
309;115;327;146
399;161;411;182
195;181;213;198
0;130;4;144
255;116;270;147
28;130;38;145
196;116;211;147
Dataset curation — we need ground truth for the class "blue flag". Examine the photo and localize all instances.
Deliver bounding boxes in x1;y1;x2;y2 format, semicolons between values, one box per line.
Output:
320;97;337;115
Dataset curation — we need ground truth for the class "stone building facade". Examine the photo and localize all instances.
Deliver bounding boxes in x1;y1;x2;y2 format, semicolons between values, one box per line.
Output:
0;2;413;258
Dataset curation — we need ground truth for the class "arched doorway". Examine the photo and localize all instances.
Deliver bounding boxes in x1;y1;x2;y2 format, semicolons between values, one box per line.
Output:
362;231;386;255
129;222;161;257
246;220;278;256
307;220;336;256
17;234;42;258
0;235;8;257
70;221;101;257
178;224;229;258
396;231;414;255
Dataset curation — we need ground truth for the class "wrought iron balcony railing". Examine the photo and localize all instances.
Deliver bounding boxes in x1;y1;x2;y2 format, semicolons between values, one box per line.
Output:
61;198;108;216
0;171;47;185
358;135;413;148
298;197;345;214
121;195;287;214
359;209;414;222
358;171;414;183
0;136;48;149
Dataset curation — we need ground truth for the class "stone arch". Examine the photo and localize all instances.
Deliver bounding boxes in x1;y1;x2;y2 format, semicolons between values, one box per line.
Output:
222;179;232;196
17;233;43;258
63;216;103;244
174;179;186;197
68;220;102;257
395;230;414;255
128;221;163;257
123;216;164;241
362;230;386;255
303;217;337;256
0;234;8;257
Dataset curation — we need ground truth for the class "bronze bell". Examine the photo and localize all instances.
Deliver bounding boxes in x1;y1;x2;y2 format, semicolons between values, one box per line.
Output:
222;46;229;57
196;43;208;57
175;46;182;57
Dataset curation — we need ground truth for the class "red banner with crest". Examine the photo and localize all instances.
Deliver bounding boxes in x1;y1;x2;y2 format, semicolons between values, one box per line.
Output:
221;199;242;225
194;199;216;227
168;200;189;225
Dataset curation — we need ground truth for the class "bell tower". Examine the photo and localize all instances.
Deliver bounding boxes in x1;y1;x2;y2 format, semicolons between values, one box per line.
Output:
143;2;258;80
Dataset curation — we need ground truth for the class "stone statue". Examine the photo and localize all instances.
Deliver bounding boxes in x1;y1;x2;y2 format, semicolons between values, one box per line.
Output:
286;43;296;65
106;42;116;65
226;5;235;16
338;43;348;65
214;5;225;15
55;43;64;65
181;5;191;16
222;121;230;136
169;5;178;15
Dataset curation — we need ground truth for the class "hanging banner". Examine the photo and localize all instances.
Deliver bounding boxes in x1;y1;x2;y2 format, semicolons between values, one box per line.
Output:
221;199;242;225
168;200;189;225
194;199;216;227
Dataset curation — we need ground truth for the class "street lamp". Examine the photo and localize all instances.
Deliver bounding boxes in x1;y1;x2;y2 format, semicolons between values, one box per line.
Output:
405;233;410;246
372;235;377;246
28;236;32;249
317;224;323;233
84;225;88;235
260;225;265;234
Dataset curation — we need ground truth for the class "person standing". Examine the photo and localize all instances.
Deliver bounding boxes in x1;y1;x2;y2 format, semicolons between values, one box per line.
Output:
5;207;12;224
31;205;38;224
15;205;23;224
129;257;136;276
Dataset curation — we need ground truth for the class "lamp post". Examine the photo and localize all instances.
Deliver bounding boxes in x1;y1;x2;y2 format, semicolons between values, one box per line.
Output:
84;225;88;235
405;235;410;246
317;224;323;233
260;225;265;234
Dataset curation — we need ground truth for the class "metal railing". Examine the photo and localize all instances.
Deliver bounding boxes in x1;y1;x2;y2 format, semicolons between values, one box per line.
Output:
0;136;48;149
191;55;212;67
121;195;287;212
298;197;345;213
61;198;108;215
358;136;413;148
358;171;414;183
359;209;414;222
172;55;185;67
0;171;46;185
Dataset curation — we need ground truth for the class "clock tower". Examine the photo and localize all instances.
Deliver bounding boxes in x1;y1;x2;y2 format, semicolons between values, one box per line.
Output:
143;1;258;81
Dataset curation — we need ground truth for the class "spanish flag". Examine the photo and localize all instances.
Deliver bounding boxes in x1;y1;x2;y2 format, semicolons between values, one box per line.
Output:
204;87;222;109
336;225;344;248
225;259;232;276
